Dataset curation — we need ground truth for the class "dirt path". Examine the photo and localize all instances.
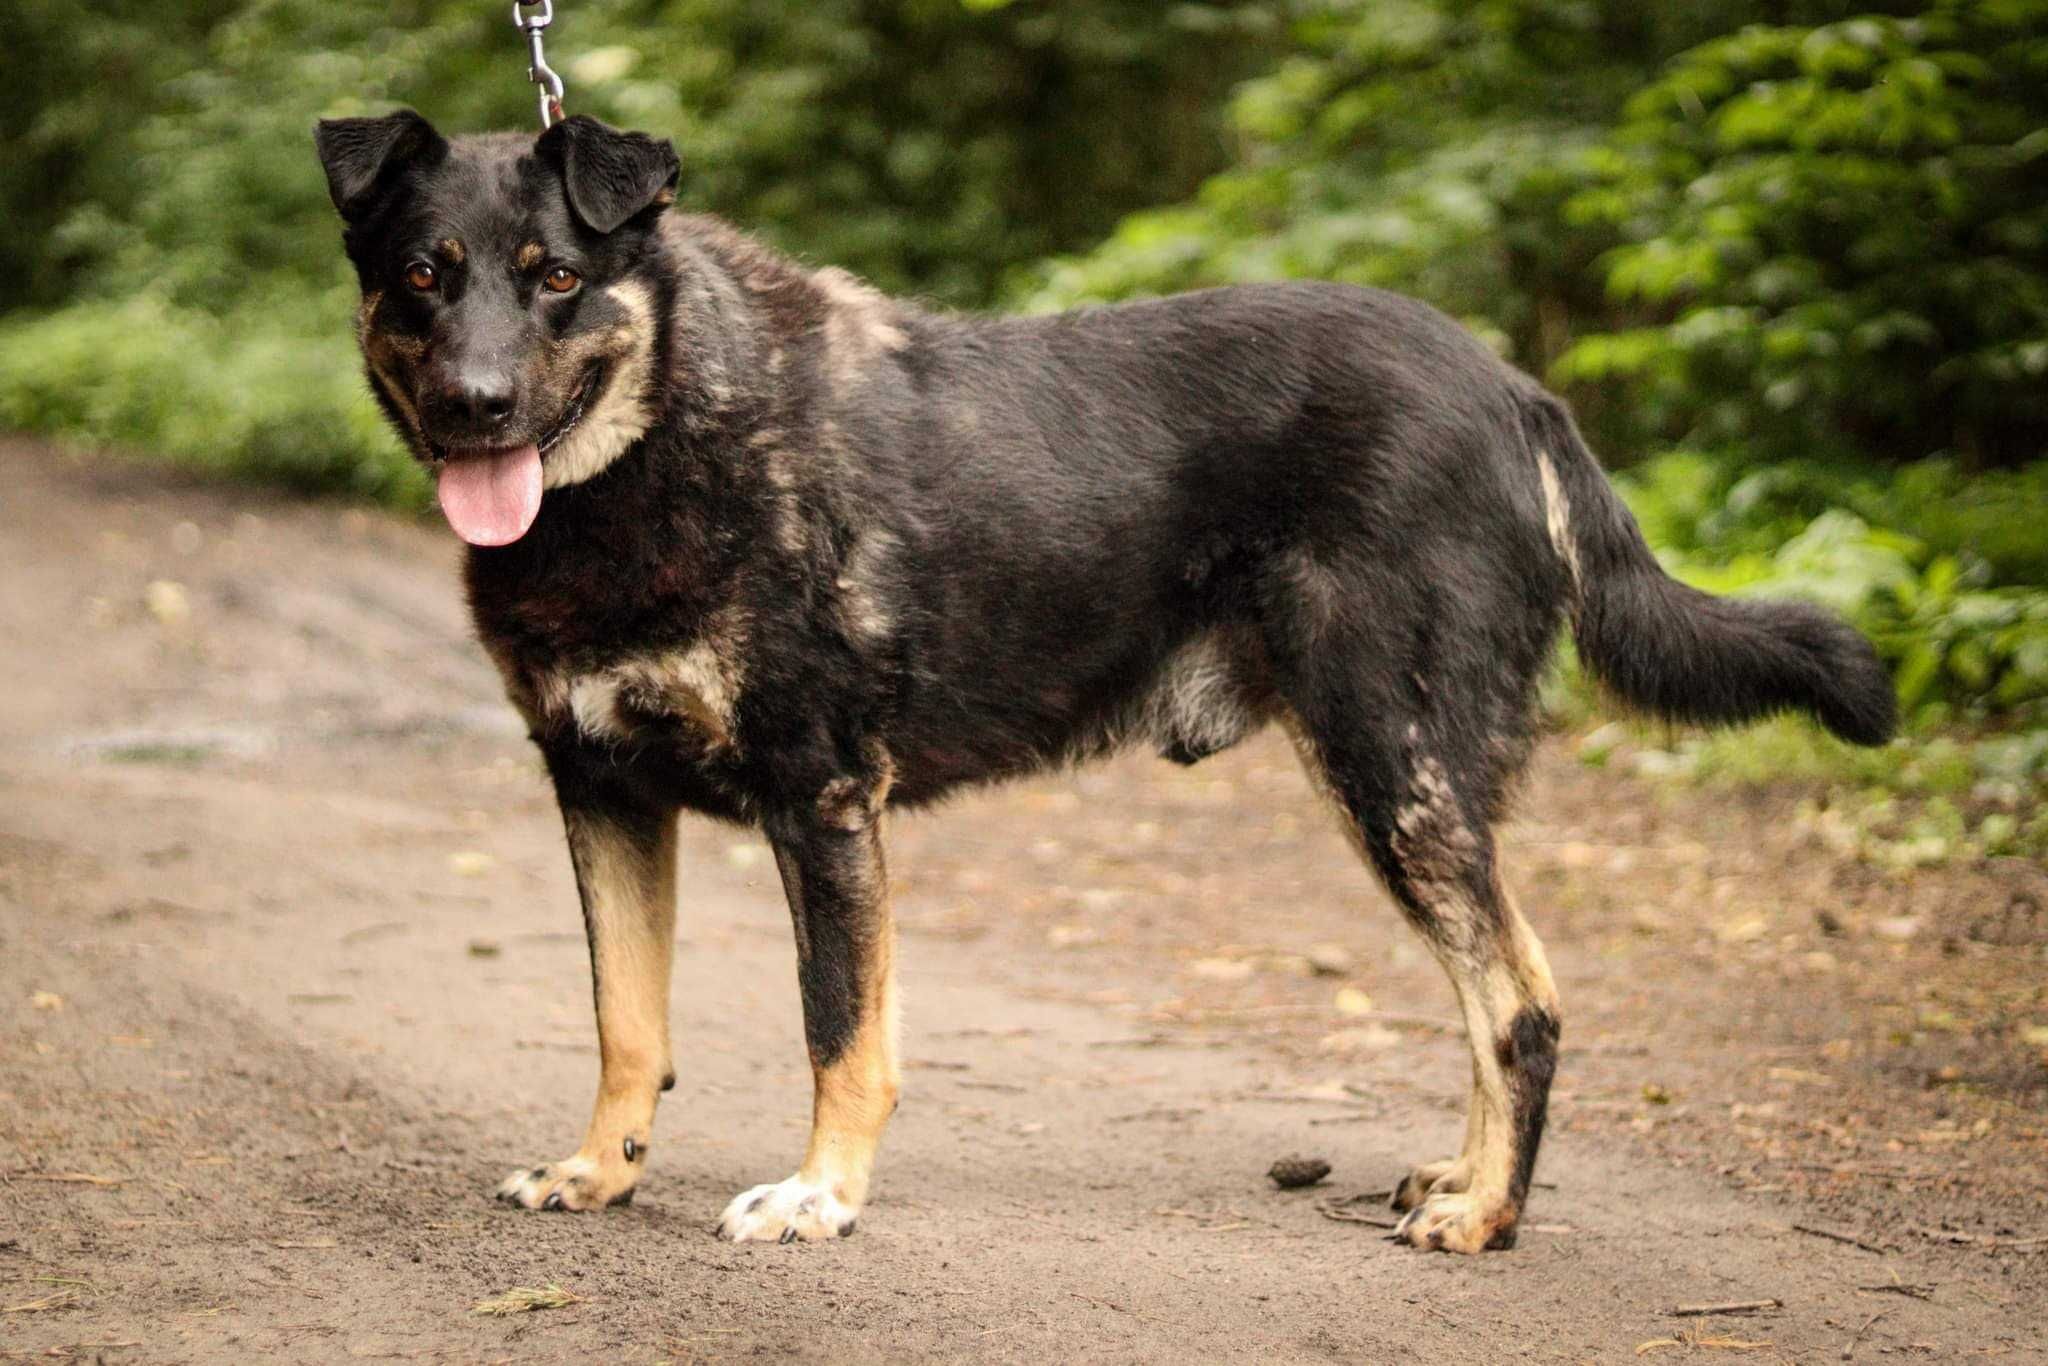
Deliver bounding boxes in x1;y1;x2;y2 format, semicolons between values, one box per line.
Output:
3;442;2044;1363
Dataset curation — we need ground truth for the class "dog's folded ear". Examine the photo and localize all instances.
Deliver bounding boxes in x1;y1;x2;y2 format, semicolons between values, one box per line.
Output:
314;110;448;223
538;116;681;234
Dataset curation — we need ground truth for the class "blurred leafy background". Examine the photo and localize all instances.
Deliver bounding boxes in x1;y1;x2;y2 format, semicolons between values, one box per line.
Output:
3;0;2044;849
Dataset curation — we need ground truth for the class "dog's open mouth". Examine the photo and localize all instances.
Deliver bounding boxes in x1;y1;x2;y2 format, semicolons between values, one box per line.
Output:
433;365;605;549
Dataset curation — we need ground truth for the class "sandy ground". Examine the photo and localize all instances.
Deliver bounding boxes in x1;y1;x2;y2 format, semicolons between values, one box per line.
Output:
2;441;2044;1363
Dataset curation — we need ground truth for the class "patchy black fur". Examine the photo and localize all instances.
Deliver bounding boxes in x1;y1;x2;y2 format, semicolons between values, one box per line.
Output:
317;111;1896;1247
1498;1006;1562;1208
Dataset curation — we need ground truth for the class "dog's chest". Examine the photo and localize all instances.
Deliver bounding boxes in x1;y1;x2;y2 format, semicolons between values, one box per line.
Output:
500;632;746;754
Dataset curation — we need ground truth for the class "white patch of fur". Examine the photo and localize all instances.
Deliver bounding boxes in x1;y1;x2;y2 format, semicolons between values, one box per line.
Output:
566;672;628;742
543;281;658;491
541;630;746;750
774;496;810;556
835;531;899;643
814;268;909;354
1392;756;1478;867
1534;449;1580;591
815;266;908;395
1140;631;1267;758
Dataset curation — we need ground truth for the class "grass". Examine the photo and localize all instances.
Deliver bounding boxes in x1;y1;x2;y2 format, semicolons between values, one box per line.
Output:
471;1284;588;1316
1571;712;2048;865
101;744;215;766
0;295;427;508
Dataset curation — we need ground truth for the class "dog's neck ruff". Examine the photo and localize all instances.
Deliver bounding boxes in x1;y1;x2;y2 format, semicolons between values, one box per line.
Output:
542;279;661;491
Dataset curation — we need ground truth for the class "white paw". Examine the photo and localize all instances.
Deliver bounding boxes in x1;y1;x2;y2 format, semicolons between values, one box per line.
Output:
715;1175;858;1243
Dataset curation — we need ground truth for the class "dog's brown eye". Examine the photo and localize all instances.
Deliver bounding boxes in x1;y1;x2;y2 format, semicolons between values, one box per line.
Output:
404;261;437;292
543;266;581;294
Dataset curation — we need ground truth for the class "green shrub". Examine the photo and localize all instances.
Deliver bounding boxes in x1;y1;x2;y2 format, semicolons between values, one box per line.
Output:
0;296;423;504
1556;2;2048;468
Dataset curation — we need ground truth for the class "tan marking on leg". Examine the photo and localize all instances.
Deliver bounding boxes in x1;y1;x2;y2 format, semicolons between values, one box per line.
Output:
1395;876;1559;1252
1285;721;1560;1253
719;767;899;1242
499;810;678;1212
797;933;899;1215
1394;1060;1485;1211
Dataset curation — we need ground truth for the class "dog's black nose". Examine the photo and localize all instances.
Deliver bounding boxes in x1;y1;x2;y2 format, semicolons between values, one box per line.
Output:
442;377;518;430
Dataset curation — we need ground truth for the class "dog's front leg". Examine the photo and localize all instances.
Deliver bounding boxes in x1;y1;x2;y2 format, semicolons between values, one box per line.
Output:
718;776;898;1243
498;793;678;1212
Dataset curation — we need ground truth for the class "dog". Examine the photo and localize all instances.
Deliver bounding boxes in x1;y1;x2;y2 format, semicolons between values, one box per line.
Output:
313;110;1895;1252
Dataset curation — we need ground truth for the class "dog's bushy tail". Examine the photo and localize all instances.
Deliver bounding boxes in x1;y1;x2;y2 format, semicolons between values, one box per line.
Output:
1523;395;1896;747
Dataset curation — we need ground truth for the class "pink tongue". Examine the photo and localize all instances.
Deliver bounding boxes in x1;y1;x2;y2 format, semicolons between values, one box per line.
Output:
437;445;542;547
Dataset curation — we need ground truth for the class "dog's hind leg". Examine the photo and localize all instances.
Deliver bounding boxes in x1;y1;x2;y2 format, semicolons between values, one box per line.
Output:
498;794;679;1212
1286;707;1561;1253
718;765;899;1243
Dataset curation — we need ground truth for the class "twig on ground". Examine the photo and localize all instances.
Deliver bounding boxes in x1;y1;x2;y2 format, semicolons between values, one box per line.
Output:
1670;1298;1781;1317
1856;1282;1935;1301
1318;1200;1401;1229
1841;1308;1890;1361
1070;1292;1168;1326
1792;1223;1892;1255
1910;1227;2048;1249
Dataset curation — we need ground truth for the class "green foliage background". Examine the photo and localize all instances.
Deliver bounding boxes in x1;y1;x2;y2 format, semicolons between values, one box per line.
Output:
3;0;2044;830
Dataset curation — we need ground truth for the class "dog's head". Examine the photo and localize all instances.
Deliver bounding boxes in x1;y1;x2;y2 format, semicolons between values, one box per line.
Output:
314;110;678;545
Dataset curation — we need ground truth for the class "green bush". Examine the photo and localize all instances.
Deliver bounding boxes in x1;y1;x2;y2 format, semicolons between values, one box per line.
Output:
1556;1;2048;468
0;296;422;503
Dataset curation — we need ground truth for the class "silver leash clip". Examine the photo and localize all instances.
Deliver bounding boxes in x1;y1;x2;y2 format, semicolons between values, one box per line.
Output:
513;1;566;129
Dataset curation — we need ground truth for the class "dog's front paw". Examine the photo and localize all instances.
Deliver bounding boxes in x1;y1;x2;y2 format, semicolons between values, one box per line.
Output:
1392;1191;1518;1254
715;1176;857;1244
496;1154;637;1212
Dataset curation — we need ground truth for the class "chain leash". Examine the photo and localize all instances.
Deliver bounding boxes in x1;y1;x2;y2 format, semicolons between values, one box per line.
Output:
513;1;566;129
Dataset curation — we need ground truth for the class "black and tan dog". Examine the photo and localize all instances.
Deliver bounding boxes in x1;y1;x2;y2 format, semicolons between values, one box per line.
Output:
314;111;1894;1252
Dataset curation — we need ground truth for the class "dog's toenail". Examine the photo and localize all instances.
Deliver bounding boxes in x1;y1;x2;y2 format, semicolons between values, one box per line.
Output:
543;1192;564;1211
623;1137;638;1161
779;1226;798;1244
